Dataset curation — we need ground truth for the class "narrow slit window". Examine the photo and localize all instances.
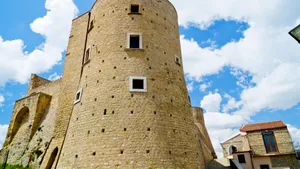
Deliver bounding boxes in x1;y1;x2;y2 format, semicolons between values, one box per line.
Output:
175;55;181;65
84;47;91;63
130;76;147;92
131;5;139;13
74;88;82;104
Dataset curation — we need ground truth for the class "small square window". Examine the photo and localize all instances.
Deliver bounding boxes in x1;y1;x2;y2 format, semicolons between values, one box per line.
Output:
84;47;91;64
74;88;83;104
175;55;181;65
131;5;139;13
238;154;246;163
127;33;142;49
130;76;147;92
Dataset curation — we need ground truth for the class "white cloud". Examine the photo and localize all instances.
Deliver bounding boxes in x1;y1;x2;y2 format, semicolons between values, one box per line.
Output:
0;0;78;86
48;72;62;81
199;82;212;92
200;92;222;112
0;95;4;107
171;0;300;157
187;82;194;92
0;124;8;149
222;94;243;113
287;124;300;146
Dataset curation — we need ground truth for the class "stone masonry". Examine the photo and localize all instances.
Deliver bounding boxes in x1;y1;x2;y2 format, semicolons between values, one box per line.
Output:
0;0;216;168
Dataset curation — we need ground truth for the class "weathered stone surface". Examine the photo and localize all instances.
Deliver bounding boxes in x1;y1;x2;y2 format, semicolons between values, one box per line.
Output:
0;0;216;168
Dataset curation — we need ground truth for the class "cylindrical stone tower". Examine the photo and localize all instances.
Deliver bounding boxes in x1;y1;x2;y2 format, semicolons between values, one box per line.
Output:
56;0;205;168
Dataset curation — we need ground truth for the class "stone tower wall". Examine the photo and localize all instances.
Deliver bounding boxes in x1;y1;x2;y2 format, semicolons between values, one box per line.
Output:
56;0;205;168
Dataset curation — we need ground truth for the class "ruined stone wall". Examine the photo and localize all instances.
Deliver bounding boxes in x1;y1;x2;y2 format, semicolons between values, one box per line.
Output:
247;128;295;156
56;0;206;168
193;107;216;163
28;74;51;92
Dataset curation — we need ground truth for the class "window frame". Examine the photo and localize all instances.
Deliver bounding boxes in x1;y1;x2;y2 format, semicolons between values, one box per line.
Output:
175;55;181;65
84;46;91;64
262;131;279;153
129;76;147;92
74;88;83;104
237;154;246;163
127;32;143;49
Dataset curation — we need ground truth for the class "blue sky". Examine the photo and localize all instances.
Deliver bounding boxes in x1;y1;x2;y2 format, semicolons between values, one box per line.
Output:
0;0;300;156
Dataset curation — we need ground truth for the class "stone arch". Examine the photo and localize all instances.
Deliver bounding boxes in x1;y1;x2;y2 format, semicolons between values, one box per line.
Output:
229;145;237;155
45;147;58;169
10;106;30;143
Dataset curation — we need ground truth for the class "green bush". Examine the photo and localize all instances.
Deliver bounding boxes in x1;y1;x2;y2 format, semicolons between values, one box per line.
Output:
0;164;31;169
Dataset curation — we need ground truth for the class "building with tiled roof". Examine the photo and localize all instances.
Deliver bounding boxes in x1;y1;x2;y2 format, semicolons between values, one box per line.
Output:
221;120;299;169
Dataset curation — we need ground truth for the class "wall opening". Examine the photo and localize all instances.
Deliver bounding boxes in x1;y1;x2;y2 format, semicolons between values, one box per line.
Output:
127;33;142;49
45;147;58;169
130;5;139;13
129;76;147;92
10;106;30;142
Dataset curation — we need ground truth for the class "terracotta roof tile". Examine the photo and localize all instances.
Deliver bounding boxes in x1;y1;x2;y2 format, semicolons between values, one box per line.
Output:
240;120;287;132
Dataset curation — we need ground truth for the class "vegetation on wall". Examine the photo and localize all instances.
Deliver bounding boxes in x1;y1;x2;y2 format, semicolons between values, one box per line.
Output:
0;164;31;169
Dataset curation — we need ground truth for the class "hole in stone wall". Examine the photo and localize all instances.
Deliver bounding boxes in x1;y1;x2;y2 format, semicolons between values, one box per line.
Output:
104;109;107;115
102;129;105;133
130;4;139;13
185;152;187;155
88;131;90;134
149;67;152;69
171;99;173;102
112;111;115;114
103;14;105;17
120;150;124;154
97;80;99;83
170;114;172;117
99;70;101;73
173;129;176;133
114;66;117;69
169;151;172;154
95;98;97;101
102;60;104;63
152;96;155;99
146;150;150;154
131;94;134;97
147;58;149;61
112;95;115;98
124;57;127;60
75;155;78;158
92;113;94;116
113;77;116;79
124;128;127;131
165;63;167;65
120;45;123;48
131;111;134;114
156;13;158;16
151;20;153;23
92;152;96;156
132;17;134;20
147;128;150;131
76;118;79;121
154;111;156;115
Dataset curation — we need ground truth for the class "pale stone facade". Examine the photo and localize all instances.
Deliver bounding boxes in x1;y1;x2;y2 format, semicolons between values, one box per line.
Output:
0;0;216;168
221;121;299;169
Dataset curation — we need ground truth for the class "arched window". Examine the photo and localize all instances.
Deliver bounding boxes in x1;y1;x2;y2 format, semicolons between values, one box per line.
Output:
10;106;29;142
229;145;237;155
